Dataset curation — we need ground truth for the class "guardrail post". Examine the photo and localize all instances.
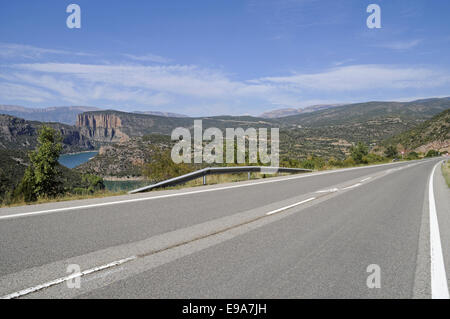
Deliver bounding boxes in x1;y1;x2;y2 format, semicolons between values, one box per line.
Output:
203;175;206;185
248;172;251;180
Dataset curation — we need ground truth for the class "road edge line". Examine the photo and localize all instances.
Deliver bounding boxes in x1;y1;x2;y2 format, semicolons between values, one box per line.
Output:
429;161;450;299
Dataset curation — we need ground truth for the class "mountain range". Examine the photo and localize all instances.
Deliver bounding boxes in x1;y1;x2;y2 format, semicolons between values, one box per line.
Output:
260;104;344;118
0;105;188;125
0;105;100;125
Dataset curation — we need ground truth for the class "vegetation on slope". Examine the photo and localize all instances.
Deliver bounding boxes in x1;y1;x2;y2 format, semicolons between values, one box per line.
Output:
0;126;105;205
383;109;450;151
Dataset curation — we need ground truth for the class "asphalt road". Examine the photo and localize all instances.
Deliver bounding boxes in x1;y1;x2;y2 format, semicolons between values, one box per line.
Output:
0;158;448;298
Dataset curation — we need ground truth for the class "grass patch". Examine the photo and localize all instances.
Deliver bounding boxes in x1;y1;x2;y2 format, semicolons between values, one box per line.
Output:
0;190;126;208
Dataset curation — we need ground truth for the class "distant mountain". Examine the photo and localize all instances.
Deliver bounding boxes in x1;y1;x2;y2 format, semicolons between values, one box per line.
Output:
0;105;100;125
260;104;343;118
274;98;450;128
134;111;188;118
383;109;450;153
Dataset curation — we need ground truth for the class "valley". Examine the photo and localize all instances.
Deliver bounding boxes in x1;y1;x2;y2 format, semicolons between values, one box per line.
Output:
1;97;449;204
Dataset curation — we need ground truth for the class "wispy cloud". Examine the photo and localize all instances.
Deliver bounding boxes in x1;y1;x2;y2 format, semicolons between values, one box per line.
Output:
376;39;422;51
0;43;94;59
1;42;449;114
122;53;172;64
2;61;449;113
252;64;448;91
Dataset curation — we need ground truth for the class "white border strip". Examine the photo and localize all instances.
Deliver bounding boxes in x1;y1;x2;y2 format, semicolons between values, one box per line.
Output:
429;161;449;299
1;256;137;299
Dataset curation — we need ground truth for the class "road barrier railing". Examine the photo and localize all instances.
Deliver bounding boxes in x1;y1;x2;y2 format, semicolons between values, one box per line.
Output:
129;166;312;194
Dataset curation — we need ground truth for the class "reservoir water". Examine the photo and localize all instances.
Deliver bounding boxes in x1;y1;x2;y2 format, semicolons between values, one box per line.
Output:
58;151;99;169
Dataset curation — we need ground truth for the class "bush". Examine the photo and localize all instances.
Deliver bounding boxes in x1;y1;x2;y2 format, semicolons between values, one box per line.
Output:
327;157;344;167
343;157;356;167
363;153;385;164
425;150;440;158
350;142;369;164
406;151;419;160
384;145;399;158
301;155;325;170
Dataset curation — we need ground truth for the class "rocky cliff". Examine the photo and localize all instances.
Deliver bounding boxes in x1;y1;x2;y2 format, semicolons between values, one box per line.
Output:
76;112;129;143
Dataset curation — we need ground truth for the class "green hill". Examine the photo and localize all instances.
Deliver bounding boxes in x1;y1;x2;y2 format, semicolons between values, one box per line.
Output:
383;109;450;153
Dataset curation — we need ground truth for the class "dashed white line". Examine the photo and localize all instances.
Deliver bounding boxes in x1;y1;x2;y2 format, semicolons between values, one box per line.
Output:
342;183;362;190
1;256;137;299
265;197;316;216
428;161;449;299
360;177;372;182
316;188;339;193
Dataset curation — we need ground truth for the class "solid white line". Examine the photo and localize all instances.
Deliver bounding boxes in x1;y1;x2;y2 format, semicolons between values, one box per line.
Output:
1;256;137;299
0;160;425;221
342;183;362;190
360;177;372;182
265;197;316;216
429;161;449;299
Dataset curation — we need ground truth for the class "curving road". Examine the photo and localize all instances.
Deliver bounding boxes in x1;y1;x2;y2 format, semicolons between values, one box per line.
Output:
0;158;449;299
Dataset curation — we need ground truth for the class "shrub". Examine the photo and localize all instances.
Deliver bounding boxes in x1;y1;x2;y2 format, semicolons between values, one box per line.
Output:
343;157;356;167
406;151;419;160
384;145;399;158
425;150;440;158
350;142;369;164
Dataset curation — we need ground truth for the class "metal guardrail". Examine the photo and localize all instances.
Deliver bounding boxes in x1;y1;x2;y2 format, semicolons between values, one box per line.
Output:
129;166;312;194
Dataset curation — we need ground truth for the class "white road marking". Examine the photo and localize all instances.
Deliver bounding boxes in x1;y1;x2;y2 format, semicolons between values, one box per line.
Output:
342;183;362;190
1;256;137;299
0;160;428;221
265;197;316;216
428;161;449;299
316;188;339;193
2;196;317;298
360;177;372;182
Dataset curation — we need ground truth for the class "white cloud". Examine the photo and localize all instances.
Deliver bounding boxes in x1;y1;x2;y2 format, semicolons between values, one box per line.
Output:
0;43;94;59
253;64;449;91
122;53;172;64
376;39;422;50
0;82;54;103
1;61;449;114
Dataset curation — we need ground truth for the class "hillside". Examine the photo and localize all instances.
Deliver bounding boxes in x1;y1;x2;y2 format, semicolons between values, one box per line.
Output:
0;148;103;204
260;104;343;118
134;111;188;118
76;110;275;143
0;114;94;153
383;109;450;153
276;98;450;127
76;135;173;178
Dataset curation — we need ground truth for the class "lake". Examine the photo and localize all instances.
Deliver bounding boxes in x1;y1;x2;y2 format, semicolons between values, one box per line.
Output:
58;151;99;169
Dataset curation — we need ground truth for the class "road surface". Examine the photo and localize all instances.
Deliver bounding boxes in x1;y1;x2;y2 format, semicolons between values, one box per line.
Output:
0;158;449;298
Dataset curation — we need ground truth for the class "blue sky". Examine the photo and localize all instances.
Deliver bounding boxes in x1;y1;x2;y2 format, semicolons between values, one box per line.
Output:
0;0;449;116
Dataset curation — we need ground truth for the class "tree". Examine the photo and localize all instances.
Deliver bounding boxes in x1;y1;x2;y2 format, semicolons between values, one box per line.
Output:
350;142;369;164
384;145;398;159
16;126;63;201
